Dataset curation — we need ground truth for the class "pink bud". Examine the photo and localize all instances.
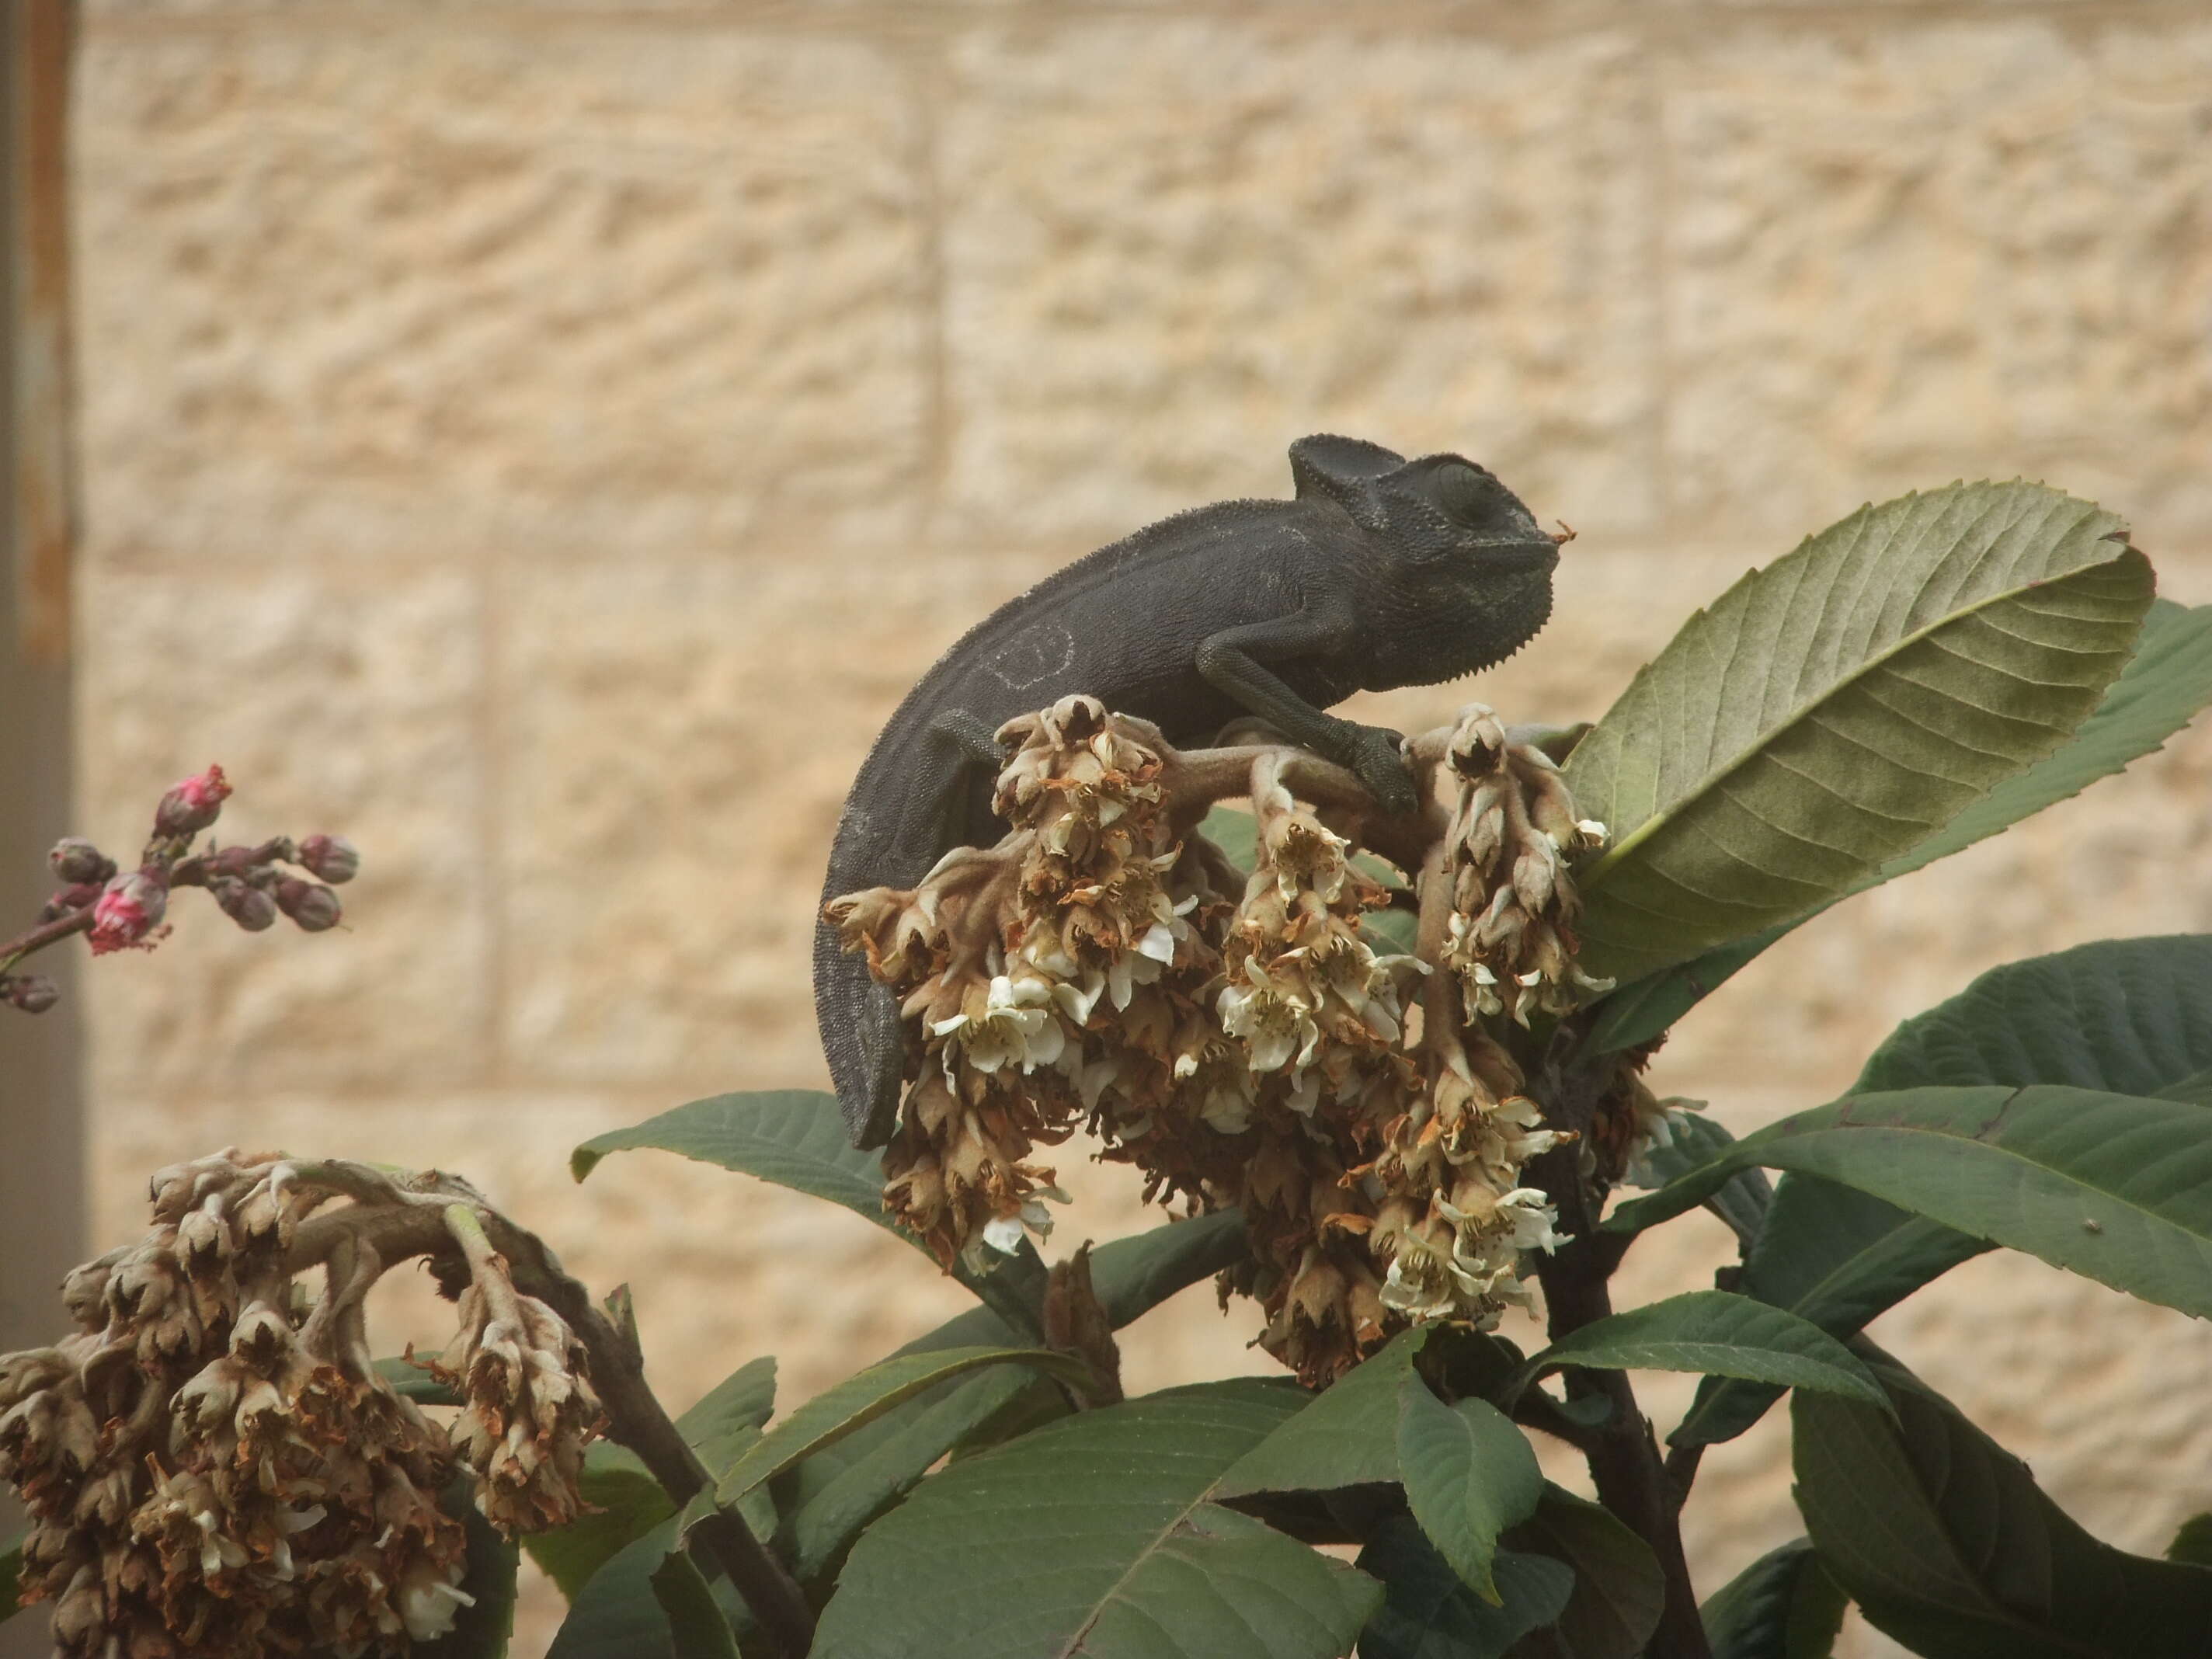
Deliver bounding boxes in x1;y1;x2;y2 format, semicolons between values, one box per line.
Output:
297;834;360;885
5;976;58;1014
153;764;232;838
89;868;170;955
273;878;342;933
211;877;278;933
47;838;113;885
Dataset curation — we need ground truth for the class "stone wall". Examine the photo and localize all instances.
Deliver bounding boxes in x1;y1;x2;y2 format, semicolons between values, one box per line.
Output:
62;4;2212;1654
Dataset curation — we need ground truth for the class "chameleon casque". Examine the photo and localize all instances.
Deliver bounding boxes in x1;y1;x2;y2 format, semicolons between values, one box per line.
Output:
815;434;1563;1149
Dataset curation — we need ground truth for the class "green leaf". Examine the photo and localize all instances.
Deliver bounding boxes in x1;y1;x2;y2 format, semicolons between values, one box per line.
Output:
1508;1292;1887;1427
2167;1515;2212;1568
1089;1208;1252;1325
1584;598;2212;1054
1501;1485;1665;1659
1859;934;2212;1099
572;1088;891;1228
1619;1111;1772;1246
774;1210;1251;1582
1213;1325;1431;1501
1681;934;2212;1445
2;1536;21;1622
1201;805;1257;871
1355;1518;1574;1659
647;1549;742;1659
548;1520;682;1659
715;1346;1091;1503
419;1484;520;1659
1564;483;2151;986
523;1446;678;1601
677;1355;777;1479
1794;1353;2212;1656
1397;1382;1544;1603
1699;1538;1847;1659
1606;1083;2212;1317
1674;1183;1984;1448
811;1379;1379;1659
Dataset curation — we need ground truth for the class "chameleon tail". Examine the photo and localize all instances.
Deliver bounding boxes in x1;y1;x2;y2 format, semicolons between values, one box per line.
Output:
812;913;907;1149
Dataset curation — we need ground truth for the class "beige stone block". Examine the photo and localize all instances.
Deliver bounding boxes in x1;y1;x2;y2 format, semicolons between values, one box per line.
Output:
938;23;1660;544
497;547;1065;1087
1665;21;2212;539
75;566;491;1096
73;24;927;563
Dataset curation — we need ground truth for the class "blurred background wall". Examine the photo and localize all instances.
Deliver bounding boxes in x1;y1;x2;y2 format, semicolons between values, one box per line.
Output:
23;1;2212;1653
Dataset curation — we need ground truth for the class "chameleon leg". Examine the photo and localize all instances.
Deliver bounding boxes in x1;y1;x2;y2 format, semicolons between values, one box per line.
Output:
1194;619;1419;815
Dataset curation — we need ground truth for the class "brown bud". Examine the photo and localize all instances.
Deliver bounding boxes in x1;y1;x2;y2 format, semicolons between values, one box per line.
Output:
210;877;278;933
47;838;113;885
273;879;342;933
297;834;360;885
5;975;58;1014
151;766;231;838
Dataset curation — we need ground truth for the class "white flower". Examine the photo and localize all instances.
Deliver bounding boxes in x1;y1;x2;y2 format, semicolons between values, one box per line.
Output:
1497;1188;1568;1253
933;975;1066;1074
1218;964;1322;1076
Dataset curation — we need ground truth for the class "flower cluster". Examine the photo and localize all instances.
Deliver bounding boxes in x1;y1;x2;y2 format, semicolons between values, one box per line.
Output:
2;766;359;1010
831;697;1612;1383
0;1152;601;1657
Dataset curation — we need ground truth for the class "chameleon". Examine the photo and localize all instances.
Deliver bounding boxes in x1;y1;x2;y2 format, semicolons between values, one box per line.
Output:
815;433;1563;1149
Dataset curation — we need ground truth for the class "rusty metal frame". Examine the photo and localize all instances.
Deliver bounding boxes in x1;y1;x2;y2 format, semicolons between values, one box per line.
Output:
9;0;75;665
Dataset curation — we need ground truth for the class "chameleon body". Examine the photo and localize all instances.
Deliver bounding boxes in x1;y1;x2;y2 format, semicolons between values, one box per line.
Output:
815;434;1561;1148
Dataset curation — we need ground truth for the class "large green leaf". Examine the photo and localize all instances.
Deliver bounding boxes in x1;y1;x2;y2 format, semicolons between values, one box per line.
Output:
1607;1084;2212;1323
810;1380;1380;1659
1584;597;2212;1053
677;1355;778;1480
1794;1355;2212;1655
1355;1519;1575;1659
1699;1538;1846;1659
1500;1486;1665;1659
773;1209;1253;1581
1564;483;2151;985
715;1347;1090;1504
1857;934;2212;1098
2168;1515;2212;1568
1397;1386;1544;1604
1213;1325;1431;1501
572;1089;890;1231
1681;934;2212;1443
1509;1292;1887;1424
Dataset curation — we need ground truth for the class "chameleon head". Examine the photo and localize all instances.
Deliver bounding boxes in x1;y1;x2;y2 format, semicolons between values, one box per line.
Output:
1288;434;1562;675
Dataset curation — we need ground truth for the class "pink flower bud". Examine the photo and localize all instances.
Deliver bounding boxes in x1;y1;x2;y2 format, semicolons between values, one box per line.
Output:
153;764;232;838
5;975;58;1014
297;834;360;885
89;868;170;955
47;837;113;885
211;876;278;933
273;878;342;933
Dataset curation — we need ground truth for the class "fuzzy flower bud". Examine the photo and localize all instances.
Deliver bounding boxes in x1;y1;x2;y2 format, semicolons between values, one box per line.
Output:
210;877;279;933
47;838;113;885
89;868;169;955
152;765;232;838
5;974;58;1014
273;878;342;933
297;834;360;885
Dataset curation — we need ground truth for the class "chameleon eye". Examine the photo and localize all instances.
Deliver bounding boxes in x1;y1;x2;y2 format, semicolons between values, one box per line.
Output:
1430;461;1497;525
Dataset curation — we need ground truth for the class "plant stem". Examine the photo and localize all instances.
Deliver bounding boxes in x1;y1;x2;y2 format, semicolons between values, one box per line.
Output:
1529;1035;1712;1659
